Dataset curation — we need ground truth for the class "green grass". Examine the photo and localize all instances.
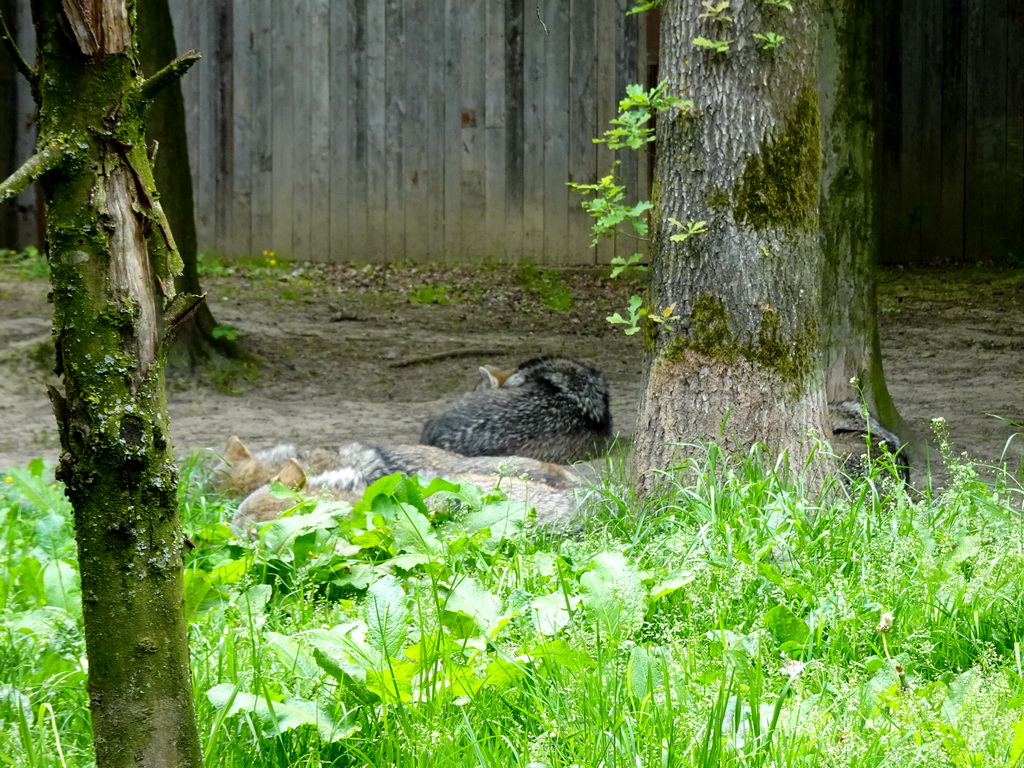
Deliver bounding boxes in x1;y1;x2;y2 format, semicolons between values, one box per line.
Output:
2;443;1024;767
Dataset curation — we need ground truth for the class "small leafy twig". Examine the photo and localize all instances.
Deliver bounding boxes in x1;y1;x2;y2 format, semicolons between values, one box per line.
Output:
763;0;794;9
753;32;785;50
140;49;202;101
692;37;734;54
607;296;679;336
698;1;733;23
0;139;69;205
667;218;708;243
609;253;648;278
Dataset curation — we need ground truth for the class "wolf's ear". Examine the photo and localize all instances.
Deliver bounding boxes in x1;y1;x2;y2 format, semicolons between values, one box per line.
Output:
224;435;251;463
479;365;513;388
275;457;307;489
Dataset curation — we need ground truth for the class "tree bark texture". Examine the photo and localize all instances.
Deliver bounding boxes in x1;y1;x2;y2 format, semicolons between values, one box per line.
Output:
818;0;915;453
23;1;204;766
633;0;829;494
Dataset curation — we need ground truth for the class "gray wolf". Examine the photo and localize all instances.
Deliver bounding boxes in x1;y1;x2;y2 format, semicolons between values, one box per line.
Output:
828;400;909;483
420;356;613;463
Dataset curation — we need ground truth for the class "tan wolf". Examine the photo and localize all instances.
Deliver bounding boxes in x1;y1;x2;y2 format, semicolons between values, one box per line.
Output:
230;450;579;538
212;436;580;497
421;356;613;463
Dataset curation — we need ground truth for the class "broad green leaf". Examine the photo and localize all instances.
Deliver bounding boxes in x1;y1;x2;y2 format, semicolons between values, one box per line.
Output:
365;576;409;659
580;551;648;643
1010;716;1024;763
391;506;440;555
527;638;592;671
763;604;809;645
627;645;657;700
206;684;353;742
445;576;500;636
42;559;80;614
235;584;273;628
941;668;981;724
266;631;320;680
531;591;580;636
650;572;696;601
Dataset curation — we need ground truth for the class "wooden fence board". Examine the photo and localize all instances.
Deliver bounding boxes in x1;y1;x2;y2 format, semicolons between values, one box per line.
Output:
459;0;486;261
384;0;405;260
939;0;966;264
270;0;295;257
310;0;331;262
250;0;273;255
231;0;252;258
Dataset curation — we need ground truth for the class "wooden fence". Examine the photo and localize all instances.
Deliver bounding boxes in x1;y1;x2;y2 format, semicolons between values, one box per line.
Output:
3;1;1021;266
167;0;651;265
877;0;1024;265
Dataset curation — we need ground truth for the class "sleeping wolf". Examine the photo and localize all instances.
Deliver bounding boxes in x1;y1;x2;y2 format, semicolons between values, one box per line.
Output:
420;356;613;463
212;436;579;497
230;449;578;538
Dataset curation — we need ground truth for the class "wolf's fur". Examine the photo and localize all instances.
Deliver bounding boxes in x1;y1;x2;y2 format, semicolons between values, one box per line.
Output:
230;458;366;537
421;356;613;463
211;436;344;496
827;400;909;482
230;450;578;538
213;436;580;499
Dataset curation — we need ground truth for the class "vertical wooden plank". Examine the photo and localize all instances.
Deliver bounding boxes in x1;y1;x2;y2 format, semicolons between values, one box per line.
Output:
504;0;526;263
310;0;331;262
328;1;351;261
460;0;486;262
566;0;593;266
365;0;387;261
348;0;370;261
423;0;447;259
213;2;233;253
384;0;406;260
231;0;253;258
251;0;274;256
403;0;435;261
939;0;966;264
979;0;1009;262
291;0;313;260
1006;0;1024;262
916;0;942;265
196;1;215;246
271;0;295;257
962;0;985;263
876;0;902;265
521;0;546;261
484;0;509;261
594;0;618;266
542;0;570;265
443;0;463;259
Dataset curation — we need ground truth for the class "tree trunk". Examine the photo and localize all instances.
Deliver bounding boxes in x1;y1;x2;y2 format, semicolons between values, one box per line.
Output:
819;0;917;456
3;1;204;765
633;1;828;495
136;0;246;369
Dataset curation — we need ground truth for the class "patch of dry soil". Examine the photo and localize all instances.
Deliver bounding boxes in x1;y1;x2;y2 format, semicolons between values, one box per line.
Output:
1;262;1021;482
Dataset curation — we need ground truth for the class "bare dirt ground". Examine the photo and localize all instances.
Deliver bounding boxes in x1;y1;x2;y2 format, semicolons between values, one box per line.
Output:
1;260;1021;484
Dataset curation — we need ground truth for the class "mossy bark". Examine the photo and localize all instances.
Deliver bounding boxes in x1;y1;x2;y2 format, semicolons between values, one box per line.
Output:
19;1;203;766
819;0;916;456
633;0;829;494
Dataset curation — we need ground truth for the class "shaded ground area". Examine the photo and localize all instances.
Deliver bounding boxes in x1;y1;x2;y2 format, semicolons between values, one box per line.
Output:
1;259;1021;481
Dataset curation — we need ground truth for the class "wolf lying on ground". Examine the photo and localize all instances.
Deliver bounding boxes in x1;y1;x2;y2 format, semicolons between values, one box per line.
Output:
420;356;613;464
218;437;582;538
827;400;910;483
213;436;579;495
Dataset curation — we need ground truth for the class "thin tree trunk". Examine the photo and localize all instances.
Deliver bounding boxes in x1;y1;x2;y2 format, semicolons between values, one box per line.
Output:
819;0;917;457
136;0;246;369
633;0;829;494
4;1;204;765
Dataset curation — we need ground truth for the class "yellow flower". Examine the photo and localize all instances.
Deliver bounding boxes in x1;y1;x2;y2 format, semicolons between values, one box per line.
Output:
3;476;12;483
268;259;277;266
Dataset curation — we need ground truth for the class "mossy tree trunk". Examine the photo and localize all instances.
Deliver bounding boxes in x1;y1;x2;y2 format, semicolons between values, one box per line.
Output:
136;0;246;369
819;0;915;453
0;1;203;766
633;1;828;494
